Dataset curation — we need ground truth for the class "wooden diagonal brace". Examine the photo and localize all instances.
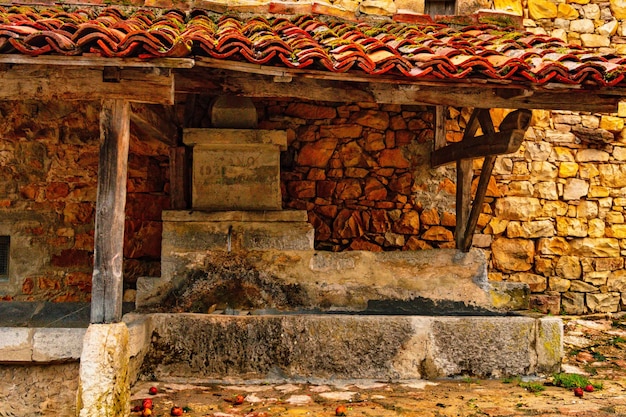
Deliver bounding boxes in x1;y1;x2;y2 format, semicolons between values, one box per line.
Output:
440;108;532;251
431;129;525;167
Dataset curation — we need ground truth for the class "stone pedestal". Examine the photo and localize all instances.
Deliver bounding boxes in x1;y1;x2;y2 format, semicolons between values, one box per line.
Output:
77;323;130;417
183;128;287;211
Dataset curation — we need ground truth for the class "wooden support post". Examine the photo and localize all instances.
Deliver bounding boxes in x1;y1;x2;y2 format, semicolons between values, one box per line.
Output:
91;99;130;324
434;105;447;151
455;159;473;249
454;110;480;249
460;109;496;252
169;146;190;209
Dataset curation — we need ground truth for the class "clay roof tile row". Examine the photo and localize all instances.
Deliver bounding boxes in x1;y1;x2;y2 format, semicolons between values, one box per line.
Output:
1;5;625;86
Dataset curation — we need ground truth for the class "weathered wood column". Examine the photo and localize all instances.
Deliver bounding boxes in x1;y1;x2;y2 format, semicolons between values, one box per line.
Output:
91;99;130;324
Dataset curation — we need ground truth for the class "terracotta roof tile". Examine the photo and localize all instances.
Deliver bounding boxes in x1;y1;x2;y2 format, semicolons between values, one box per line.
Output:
0;5;625;86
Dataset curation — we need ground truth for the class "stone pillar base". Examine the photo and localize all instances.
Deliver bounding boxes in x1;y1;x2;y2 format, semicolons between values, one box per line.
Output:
77;323;130;417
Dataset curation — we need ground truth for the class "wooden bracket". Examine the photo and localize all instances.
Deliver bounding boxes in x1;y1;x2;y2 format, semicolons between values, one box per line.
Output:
444;108;532;252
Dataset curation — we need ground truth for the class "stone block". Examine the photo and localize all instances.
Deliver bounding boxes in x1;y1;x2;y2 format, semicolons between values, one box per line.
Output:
549;276;571;292
569;280;598;292
569;18;595;33
555;256;581;279
606;224;626;238
183;129;287;211
525;142;552;161
561;292;586;314
576;149;610;162
141;315;560;380
508;272;547;293
506;220;555;238
429;317;538;378
535;182;559;200
530;293;560;315
489;281;530;310
77;323;130;417
563;178;589;200
507;181;534;196
542;202;568;218
536;317;564;374
598;20;619;36
32;328;85;362
528;0;557;19
614;147;626;161
581;34;610;48
493;0;523;14
0;328;32;362
600;116;624;132
608;269;626;292
557;2;579;18
492;238;535;272
530;161;558;180
556;217;587;237
537;237;571;256
495;197;542;221
576;201;598;219
570;238;620;257
78;323;130;417
558;162;579;178
599;164;626;188
584;271;609;286
587;292;621;313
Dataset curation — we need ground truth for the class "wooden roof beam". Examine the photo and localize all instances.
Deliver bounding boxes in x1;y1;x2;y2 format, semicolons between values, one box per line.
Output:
0;64;175;104
176;65;622;113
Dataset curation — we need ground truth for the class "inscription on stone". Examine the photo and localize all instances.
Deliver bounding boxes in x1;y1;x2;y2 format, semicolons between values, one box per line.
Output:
192;144;281;210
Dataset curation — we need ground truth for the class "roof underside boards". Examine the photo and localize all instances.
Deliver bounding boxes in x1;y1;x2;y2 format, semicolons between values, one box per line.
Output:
0;6;625;110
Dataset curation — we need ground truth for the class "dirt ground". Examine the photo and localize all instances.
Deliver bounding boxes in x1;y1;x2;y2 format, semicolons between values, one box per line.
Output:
130;313;626;417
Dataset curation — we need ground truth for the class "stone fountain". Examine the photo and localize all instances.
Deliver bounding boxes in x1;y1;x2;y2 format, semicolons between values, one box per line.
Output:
133;96;562;381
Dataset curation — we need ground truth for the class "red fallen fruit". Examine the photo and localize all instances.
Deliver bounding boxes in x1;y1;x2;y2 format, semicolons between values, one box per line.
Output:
574;387;584;398
170;406;184;416
335;405;348;416
142;398;153;409
233;395;245;405
584;384;594;392
149;386;158;395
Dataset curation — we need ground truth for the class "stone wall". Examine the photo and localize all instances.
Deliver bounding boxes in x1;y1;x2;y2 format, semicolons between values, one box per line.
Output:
0;101;169;302
263;101;438;252
471;0;626;315
0;363;79;416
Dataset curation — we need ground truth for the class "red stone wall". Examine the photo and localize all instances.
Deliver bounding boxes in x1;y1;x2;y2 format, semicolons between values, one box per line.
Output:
257;100;442;251
0;101;169;302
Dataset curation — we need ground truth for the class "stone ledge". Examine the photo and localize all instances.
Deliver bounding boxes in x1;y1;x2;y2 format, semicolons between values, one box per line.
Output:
162;210;308;222
183;128;287;150
140;314;563;380
0;327;86;363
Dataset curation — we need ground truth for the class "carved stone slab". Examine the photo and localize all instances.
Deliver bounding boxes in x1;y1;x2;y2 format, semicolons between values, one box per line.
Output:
183;129;287;210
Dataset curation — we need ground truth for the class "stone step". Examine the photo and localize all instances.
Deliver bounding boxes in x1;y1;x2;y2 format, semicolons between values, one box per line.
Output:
132;313;562;382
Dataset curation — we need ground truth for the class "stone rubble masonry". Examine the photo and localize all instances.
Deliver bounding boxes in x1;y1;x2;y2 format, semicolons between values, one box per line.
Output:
0;101;169;302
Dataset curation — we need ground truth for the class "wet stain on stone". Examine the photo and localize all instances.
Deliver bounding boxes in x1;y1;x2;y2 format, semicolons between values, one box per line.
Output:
155;252;308;313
